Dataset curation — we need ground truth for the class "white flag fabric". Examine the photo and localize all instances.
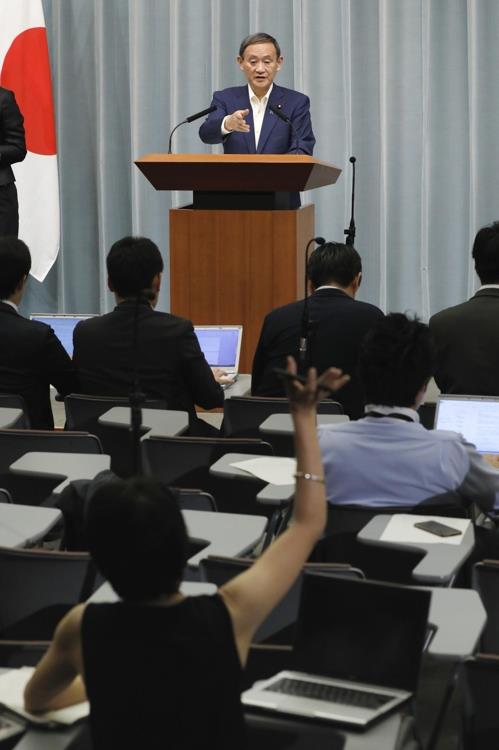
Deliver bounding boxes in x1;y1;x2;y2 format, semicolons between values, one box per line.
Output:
0;0;60;282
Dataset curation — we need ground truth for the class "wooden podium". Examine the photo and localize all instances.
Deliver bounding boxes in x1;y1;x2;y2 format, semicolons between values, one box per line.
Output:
135;154;341;373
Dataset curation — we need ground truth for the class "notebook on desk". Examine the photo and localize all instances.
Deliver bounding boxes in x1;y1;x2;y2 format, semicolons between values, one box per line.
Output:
242;574;431;729
434;394;499;455
194;325;243;383
30;313;95;358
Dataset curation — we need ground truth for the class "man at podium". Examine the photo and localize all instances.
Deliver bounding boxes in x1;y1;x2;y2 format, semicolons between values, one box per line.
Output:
199;32;315;157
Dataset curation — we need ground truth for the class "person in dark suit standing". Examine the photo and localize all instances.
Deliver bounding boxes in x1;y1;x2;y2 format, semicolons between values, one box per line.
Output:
0;237;76;428
430;221;499;395
251;242;384;419
0;87;26;237
73;237;230;434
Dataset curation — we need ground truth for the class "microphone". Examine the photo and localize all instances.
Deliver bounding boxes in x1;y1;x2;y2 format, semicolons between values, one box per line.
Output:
168;105;217;153
344;156;357;246
299;236;326;372
268;103;301;153
185;105;217;123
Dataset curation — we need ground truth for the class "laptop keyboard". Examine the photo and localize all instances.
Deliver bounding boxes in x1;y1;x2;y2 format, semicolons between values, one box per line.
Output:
264;678;393;709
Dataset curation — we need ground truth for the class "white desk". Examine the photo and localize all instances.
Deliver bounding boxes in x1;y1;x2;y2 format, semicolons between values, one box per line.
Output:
358;514;475;585
0;408;23;429
10;453;111;495
0;504;62;547
98;407;189;438
223;373;251;398
210;453;294;507
182;509;267;567
425;587;485;659
260;413;348;435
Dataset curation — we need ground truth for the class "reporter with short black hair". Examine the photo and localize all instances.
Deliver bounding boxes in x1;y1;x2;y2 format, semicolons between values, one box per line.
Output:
0;236;76;428
24;359;349;749
318;312;499;511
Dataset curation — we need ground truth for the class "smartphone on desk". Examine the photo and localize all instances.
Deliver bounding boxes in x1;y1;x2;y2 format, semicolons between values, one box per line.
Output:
413;520;462;537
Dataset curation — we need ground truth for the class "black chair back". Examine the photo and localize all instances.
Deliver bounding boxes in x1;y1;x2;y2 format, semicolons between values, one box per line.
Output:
143;436;274;516
0;488;12;503
174;488;217;512
316;493;468;585
459;654;499;749
0;429;102;505
0;640;49;667
199;556;364;643
0;546;99;639
64;393;167;477
472;561;499;652
223;396;343;455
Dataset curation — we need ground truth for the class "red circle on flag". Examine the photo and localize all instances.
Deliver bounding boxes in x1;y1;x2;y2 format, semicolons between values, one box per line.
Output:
0;27;57;156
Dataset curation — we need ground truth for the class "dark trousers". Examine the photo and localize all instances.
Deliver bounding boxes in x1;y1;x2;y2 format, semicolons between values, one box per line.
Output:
0;182;19;237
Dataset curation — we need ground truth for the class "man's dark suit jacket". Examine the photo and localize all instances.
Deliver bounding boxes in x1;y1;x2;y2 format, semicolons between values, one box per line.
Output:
0;302;76;428
199;84;315;155
0;87;26;187
251;289;384;419
0;87;26;235
73;301;224;426
429;288;499;394
199;84;315;209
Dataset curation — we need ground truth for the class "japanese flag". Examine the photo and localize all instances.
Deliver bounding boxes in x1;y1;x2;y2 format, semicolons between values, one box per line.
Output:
0;0;60;282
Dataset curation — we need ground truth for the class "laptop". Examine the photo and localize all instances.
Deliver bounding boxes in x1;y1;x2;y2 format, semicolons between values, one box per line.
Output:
242;574;431;728
30;314;95;358
434;394;499;455
194;325;243;382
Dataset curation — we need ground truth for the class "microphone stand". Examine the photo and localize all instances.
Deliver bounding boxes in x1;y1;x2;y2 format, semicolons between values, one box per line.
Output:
299;236;326;374
344;156;357;245
168;105;217;153
129;291;153;475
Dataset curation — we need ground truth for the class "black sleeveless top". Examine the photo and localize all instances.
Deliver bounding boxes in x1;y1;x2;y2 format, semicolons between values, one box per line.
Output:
82;594;245;749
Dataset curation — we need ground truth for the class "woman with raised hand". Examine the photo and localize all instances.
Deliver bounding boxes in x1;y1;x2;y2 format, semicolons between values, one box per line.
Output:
24;357;348;749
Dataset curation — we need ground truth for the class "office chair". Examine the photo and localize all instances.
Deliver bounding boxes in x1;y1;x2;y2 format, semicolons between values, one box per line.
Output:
0;488;12;503
174;488;217;512
0;394;31;429
0;546;100;640
223;395;344;455
142;435;274;516
64;393;167;477
323;491;469;536
0;429;102;506
472;561;499;652
199;556;364;643
458;654;499;750
310;491;471;585
0;640;49;667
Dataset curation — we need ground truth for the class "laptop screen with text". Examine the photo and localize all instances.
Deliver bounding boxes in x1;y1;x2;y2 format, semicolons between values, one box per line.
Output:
435;395;499;455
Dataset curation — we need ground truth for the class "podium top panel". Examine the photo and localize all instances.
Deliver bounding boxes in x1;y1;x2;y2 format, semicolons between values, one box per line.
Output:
135;153;342;192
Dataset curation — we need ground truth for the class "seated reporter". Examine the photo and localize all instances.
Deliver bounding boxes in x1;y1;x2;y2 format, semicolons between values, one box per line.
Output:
318;313;499;511
24;359;349;750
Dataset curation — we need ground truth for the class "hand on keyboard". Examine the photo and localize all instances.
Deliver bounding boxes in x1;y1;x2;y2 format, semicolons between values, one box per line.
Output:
212;368;236;386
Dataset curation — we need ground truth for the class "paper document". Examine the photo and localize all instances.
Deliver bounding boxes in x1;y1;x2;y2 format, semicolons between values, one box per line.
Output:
0;667;89;726
230;457;296;485
379;515;470;545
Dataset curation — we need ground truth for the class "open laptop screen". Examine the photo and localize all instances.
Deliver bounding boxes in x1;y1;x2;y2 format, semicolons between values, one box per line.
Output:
30;314;95;358
435;395;499;455
293;574;431;692
194;325;242;369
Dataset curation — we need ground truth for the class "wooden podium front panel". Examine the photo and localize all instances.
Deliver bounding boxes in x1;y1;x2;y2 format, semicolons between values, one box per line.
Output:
170;205;314;373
